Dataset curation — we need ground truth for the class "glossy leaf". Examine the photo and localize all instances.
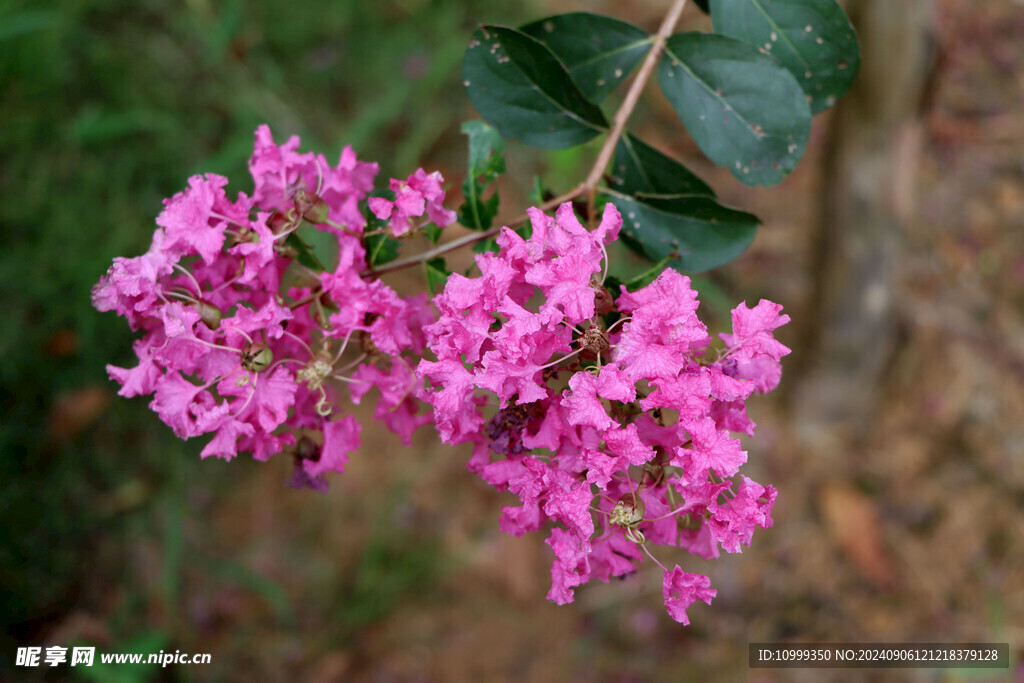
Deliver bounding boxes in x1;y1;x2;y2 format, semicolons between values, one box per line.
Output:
605;190;759;272
458;120;505;231
659;33;811;186
610;133;714;198
710;0;860;113
519;12;651;102
463;25;608;149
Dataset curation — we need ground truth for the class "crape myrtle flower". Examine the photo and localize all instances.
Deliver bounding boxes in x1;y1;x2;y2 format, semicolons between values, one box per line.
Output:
368;168;458;238
418;201;788;623
93;126;445;487
95;122;790;624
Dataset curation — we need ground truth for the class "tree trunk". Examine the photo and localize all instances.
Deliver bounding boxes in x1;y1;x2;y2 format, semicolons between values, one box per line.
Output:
791;0;935;444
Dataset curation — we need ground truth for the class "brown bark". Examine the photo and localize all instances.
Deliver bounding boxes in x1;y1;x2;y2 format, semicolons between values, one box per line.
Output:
792;0;935;444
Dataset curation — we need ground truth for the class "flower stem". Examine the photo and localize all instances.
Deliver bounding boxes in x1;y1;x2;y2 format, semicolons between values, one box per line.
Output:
640;541;668;572
364;0;688;279
582;0;689;194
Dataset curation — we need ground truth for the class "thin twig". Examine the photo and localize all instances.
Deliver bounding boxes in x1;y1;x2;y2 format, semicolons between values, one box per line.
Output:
365;0;688;278
366;187;577;276
583;0;688;192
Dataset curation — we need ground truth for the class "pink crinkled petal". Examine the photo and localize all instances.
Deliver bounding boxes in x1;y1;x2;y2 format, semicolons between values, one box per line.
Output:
545;527;591;605
367;196;394;221
662;566;716;625
304;414;361;476
561;371;615;432
671;417;747;481
200;418;256;460
602;423;655;467
150;371;214;439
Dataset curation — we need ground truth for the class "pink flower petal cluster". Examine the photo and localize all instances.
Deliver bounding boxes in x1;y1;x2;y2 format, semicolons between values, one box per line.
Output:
94;125;443;488
249;125;378;236
368;168;457;237
96;123;791;624
418;202;788;623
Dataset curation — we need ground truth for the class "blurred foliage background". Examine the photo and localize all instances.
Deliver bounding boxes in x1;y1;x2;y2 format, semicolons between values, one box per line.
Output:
1;0;536;676
2;0;1022;681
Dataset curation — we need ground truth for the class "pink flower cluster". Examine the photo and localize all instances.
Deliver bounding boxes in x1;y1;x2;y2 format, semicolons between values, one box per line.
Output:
418;202;789;623
369;168;457;237
92;125;450;489
95;123;790;624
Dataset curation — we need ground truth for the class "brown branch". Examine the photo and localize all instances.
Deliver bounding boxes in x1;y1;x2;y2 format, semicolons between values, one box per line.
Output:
364;0;689;278
583;0;688;192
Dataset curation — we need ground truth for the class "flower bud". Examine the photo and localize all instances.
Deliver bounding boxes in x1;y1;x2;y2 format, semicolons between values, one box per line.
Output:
267;210;291;234
240;342;273;373
579;325;609;354
594;285;615;316
293;188;330;225
196;299;222;329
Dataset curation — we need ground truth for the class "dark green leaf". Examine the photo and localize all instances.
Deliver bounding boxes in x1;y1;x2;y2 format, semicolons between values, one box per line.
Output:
519;13;651;102
424;257;450;295
472;236;500;255
423;223;444;243
463;25;609;149
605;189;760;271
457;183;500;232
659;32;811;186
693;0;711;14
465;193;500;232
622;254;677;289
710;0;860;113
458;120;505;231
365;233;400;267
610;133;715;198
284;232;326;272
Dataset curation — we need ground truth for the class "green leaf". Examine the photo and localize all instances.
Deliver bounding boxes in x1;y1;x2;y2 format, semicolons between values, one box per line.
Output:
458;120;506;231
284;232;326;272
365;232;400;268
463;25;609;149
611;133;715;198
519;13;651;102
424;257;450;295
528;175;546;206
472;236;500;255
423;223;443;243
463;119;506;178
710;0;860;113
605;189;760;272
659;32;811;186
622;253;676;289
